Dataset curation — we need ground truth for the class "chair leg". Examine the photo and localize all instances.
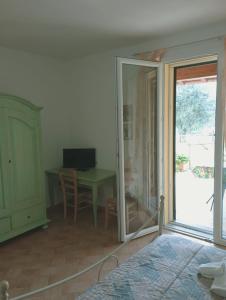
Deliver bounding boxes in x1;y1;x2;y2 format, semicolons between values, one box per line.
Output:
136;199;139;218
63;194;67;219
74;195;78;223
105;200;109;229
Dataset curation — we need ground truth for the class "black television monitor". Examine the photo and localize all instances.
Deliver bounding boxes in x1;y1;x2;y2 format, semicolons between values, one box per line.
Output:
63;148;96;170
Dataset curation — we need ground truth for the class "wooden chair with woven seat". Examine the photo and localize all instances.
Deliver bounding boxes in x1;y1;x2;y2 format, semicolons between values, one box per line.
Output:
104;196;138;232
59;169;92;222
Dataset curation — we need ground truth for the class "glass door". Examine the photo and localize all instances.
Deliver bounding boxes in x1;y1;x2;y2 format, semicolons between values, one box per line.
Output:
166;55;226;246
117;58;163;241
173;61;217;234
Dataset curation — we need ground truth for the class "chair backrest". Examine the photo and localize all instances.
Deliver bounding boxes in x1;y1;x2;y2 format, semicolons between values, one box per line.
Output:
59;169;78;198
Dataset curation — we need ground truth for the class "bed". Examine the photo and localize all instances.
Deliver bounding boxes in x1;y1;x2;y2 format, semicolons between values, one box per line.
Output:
78;234;226;299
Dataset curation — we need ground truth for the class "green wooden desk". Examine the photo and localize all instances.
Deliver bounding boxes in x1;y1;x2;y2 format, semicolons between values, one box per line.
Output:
46;168;116;227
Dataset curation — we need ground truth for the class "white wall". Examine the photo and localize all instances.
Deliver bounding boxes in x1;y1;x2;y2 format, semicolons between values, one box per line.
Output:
67;53;117;170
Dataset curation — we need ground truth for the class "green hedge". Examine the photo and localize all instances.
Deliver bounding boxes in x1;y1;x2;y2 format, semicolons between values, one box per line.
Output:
192;166;214;178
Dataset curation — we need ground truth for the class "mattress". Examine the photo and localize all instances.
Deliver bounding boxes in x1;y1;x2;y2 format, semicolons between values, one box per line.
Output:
78;234;226;299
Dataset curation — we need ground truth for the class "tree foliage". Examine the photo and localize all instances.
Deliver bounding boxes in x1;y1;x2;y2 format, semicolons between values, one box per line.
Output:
176;84;215;135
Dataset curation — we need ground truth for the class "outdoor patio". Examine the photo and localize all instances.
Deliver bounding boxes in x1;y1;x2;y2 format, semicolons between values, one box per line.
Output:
175;170;226;237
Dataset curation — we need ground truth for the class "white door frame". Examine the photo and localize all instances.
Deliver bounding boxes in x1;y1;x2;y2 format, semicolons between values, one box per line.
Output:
213;51;225;245
116;57;163;242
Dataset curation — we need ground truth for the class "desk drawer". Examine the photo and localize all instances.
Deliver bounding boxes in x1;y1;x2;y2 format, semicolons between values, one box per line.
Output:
12;204;44;229
0;217;11;235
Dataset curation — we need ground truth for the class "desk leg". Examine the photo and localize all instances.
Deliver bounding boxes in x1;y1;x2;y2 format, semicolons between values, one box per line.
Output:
92;185;98;227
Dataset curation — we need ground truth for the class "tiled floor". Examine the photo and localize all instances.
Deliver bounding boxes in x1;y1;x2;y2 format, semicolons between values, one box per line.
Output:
0;205;156;300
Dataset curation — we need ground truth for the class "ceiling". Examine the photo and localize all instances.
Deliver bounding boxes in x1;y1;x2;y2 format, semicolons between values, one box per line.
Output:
1;0;226;60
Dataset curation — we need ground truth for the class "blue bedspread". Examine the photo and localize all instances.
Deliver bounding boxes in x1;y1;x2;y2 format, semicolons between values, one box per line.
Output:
78;234;226;299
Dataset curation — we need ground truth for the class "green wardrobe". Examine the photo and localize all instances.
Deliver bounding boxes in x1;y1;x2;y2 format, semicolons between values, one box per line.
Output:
0;94;48;242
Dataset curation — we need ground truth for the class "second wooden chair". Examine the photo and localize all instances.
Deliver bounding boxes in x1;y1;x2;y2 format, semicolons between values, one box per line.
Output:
105;196;138;232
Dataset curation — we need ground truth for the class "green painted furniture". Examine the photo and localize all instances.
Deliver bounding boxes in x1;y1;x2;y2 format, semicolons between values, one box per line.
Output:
0;94;48;243
46;168;116;226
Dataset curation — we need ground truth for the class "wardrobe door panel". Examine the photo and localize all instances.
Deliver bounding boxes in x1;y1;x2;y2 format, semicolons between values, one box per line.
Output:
0;108;10;216
0;161;6;211
7;110;42;209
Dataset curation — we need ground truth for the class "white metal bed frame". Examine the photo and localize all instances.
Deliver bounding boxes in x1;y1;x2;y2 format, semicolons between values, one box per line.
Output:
0;196;164;300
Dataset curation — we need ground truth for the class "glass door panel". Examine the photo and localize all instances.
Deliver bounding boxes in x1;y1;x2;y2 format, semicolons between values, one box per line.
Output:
117;58;162;241
174;62;217;234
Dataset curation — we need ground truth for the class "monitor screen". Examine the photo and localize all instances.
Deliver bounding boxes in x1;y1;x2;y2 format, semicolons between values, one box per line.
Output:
63;148;96;170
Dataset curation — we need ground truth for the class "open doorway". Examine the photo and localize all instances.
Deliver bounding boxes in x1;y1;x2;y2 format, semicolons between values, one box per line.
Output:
173;61;217;234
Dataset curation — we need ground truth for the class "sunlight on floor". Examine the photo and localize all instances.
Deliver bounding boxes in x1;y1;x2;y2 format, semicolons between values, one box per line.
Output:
175;171;214;232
